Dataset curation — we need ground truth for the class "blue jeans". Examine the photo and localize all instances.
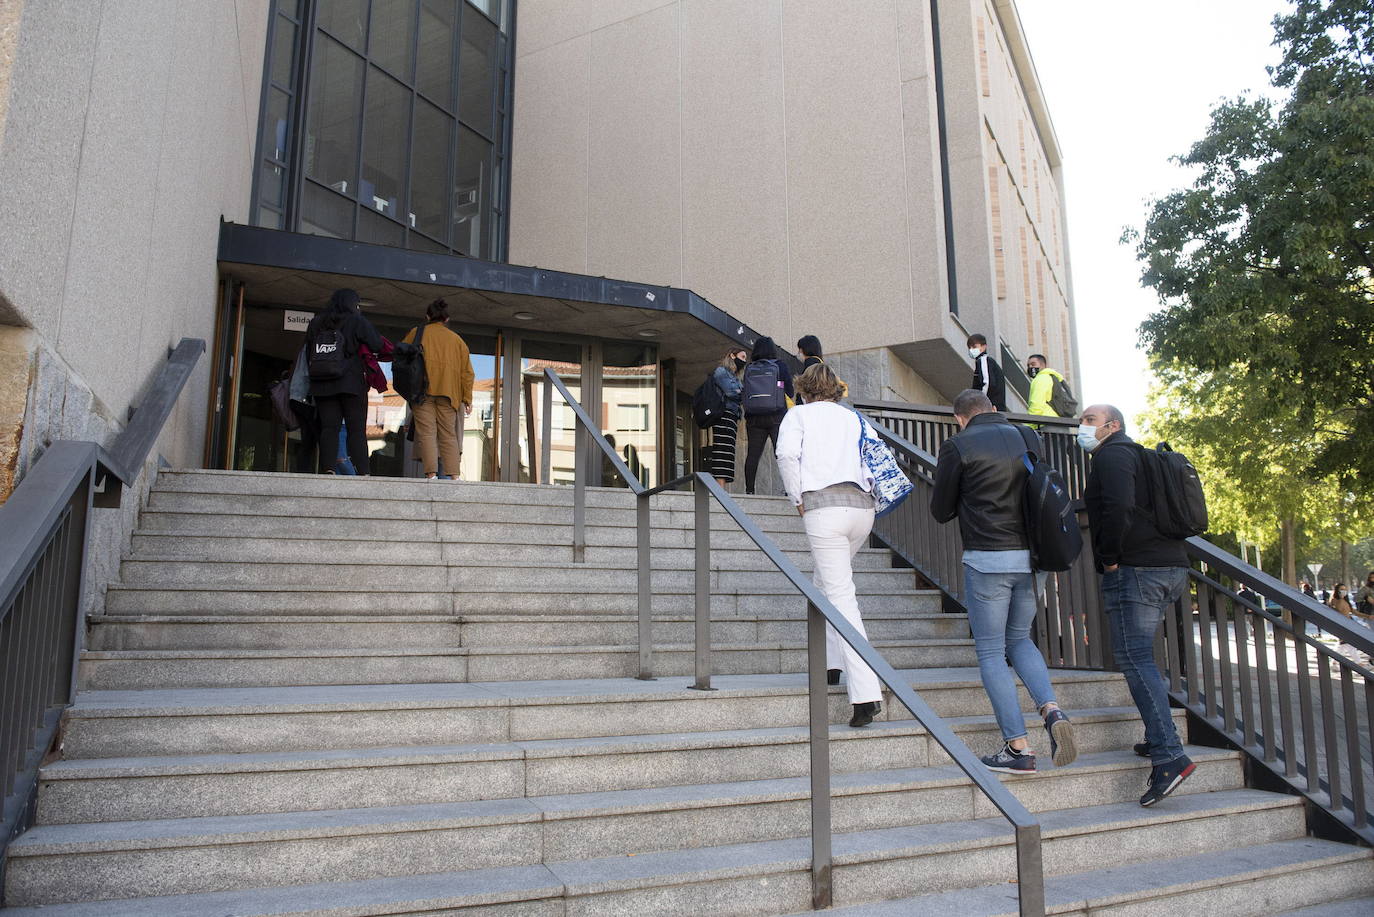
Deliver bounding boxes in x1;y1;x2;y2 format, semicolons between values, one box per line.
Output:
963;566;1057;742
1102;565;1188;765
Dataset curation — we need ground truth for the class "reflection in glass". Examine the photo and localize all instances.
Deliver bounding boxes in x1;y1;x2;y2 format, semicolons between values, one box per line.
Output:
357;207;404;246
459;3;496;134
454;126;489;257
462;335;501;481
411;99;453;242
317;0;368;50
361;68;410;219
266;87;292;163
369;0;417;79
305;36;364;194
601;341;658;488
271;16;297;88
417;0;457;108
300;182;353;237
519;340;581;484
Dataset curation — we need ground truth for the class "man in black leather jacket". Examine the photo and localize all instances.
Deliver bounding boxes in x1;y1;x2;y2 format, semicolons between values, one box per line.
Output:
1080;404;1195;807
930;390;1077;775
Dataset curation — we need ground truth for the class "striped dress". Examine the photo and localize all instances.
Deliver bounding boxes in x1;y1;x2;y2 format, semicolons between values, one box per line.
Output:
708;409;740;481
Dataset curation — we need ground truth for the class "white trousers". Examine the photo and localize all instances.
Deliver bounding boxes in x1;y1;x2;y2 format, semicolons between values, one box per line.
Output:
803;505;883;704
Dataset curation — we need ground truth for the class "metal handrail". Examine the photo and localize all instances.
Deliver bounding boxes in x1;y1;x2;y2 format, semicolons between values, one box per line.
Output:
544;372;1045;916
1;338;205;873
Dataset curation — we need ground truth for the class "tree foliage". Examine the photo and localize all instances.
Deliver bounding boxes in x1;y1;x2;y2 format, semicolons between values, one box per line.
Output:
1129;0;1374;486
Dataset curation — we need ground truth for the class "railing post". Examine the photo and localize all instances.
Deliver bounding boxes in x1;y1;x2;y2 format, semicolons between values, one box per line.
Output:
573;423;587;563
1015;822;1046;917
690;479;713;690
541;378;553;485
636;493;653;680
806;601;833;910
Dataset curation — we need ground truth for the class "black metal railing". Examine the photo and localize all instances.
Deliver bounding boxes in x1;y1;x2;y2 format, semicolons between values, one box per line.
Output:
543;369;1046;916
0;338;204;866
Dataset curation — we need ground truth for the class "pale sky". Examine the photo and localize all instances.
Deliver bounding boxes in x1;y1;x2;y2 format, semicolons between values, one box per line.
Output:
1015;0;1290;424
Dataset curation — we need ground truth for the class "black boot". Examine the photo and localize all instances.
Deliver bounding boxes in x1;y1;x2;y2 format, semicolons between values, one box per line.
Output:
849;701;881;727
827;668;841;685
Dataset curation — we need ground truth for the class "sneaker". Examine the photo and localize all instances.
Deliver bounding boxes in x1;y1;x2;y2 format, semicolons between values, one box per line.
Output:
981;743;1036;775
1133;742;1151;758
1139;755;1196;807
1043;709;1078;767
849;701;881;727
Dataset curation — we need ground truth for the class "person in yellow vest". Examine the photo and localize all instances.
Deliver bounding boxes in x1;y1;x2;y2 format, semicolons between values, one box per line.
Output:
403;299;475;480
1025;353;1073;418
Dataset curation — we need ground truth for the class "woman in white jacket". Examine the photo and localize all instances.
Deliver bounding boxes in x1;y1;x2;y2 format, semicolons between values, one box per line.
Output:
775;363;883;727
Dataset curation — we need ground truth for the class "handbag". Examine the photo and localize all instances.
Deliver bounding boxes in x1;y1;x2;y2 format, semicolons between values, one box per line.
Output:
852;410;913;517
267;372;300;431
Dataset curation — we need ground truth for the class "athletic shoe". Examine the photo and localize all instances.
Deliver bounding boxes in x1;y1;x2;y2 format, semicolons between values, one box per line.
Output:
981;743;1036;775
1139;755;1196;807
1043;709;1078;767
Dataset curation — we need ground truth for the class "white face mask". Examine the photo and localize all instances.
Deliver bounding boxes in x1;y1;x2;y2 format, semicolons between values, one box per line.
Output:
1076;424;1100;451
969;348;982;359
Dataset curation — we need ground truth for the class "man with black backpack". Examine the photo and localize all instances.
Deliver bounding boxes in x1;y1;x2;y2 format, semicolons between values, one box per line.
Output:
1026;354;1078;419
930;389;1078;776
1079;403;1196;807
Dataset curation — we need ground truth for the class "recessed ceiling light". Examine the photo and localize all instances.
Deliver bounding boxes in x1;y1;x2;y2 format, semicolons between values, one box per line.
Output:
513;311;537;321
636;329;659;338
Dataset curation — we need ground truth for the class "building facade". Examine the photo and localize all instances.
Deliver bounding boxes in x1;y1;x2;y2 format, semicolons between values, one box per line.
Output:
0;0;1075;512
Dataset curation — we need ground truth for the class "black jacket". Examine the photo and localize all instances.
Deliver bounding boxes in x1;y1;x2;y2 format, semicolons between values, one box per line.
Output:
1083;432;1189;571
929;412;1038;551
305;311;386;398
971;352;1006;411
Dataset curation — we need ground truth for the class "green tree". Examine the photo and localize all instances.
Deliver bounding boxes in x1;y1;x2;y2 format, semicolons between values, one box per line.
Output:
1129;0;1374;487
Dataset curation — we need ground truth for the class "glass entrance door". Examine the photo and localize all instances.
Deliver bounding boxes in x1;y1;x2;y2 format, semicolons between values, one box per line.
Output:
508;337;584;484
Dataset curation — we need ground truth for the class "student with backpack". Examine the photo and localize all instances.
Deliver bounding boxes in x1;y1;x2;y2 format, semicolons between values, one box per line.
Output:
305;289;385;476
1079;403;1197;806
1026;354;1078;419
741;337;794;494
700;348;747;486
401;299;475;481
929;389;1078;776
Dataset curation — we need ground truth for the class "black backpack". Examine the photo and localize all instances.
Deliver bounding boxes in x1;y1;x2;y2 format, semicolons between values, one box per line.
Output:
391;324;429;405
1136;442;1208;539
742;359;786;415
692;374;727;428
1048;373;1079;418
1013;426;1083;572
307;329;346;382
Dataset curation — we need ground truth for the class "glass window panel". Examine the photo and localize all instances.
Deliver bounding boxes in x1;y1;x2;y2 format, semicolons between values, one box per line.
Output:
417;0;457;108
519;339;582;484
255;207;285;230
465;0;499;25
259;160;286;208
410;100;452;243
453;126;489;257
601;341;658;488
361;68;410;219
406;231;448;253
271;16;297;88
370;0;417;80
459;3;496;135
304;36;364;195
266;86;292;162
301;181;354;237
317;0;367;50
358;208;405;247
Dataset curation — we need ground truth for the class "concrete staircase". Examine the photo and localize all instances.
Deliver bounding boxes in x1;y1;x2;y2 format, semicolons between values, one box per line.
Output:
2;470;1370;914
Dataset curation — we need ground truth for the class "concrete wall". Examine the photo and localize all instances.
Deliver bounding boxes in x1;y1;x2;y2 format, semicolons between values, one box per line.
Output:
508;0;1075;405
0;0;268;608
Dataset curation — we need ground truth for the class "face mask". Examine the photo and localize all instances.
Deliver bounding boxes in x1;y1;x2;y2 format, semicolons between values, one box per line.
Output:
969;348;982;359
733;357;746;371
1027;366;1040;378
1076;424;1100;452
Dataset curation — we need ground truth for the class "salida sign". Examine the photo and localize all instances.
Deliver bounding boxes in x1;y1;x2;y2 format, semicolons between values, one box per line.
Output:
283;310;313;332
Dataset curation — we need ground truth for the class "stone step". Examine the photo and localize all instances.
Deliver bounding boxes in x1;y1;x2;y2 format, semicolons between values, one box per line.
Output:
102;584;943;617
86;612;968;651
35;736;1238;826
76;640;980;689
788;838;1374;917
1;788;1304;907
58;670;1136;758
126;534;898;571
115;557;920;591
43;704;1176;822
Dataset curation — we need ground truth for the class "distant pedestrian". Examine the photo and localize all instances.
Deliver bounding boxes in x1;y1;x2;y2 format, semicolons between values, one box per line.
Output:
1356;572;1374;622
967;334;1006;411
1026;354;1077;419
305;289;386;476
403;299;475;481
930;389;1077;775
795;335;848;404
707;348;746;486
1080;403;1195;806
776;363;882;727
741;337;794;494
1329;584;1355;619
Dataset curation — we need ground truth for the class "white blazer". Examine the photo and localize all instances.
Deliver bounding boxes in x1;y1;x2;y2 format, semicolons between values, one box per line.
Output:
775;401;873;506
